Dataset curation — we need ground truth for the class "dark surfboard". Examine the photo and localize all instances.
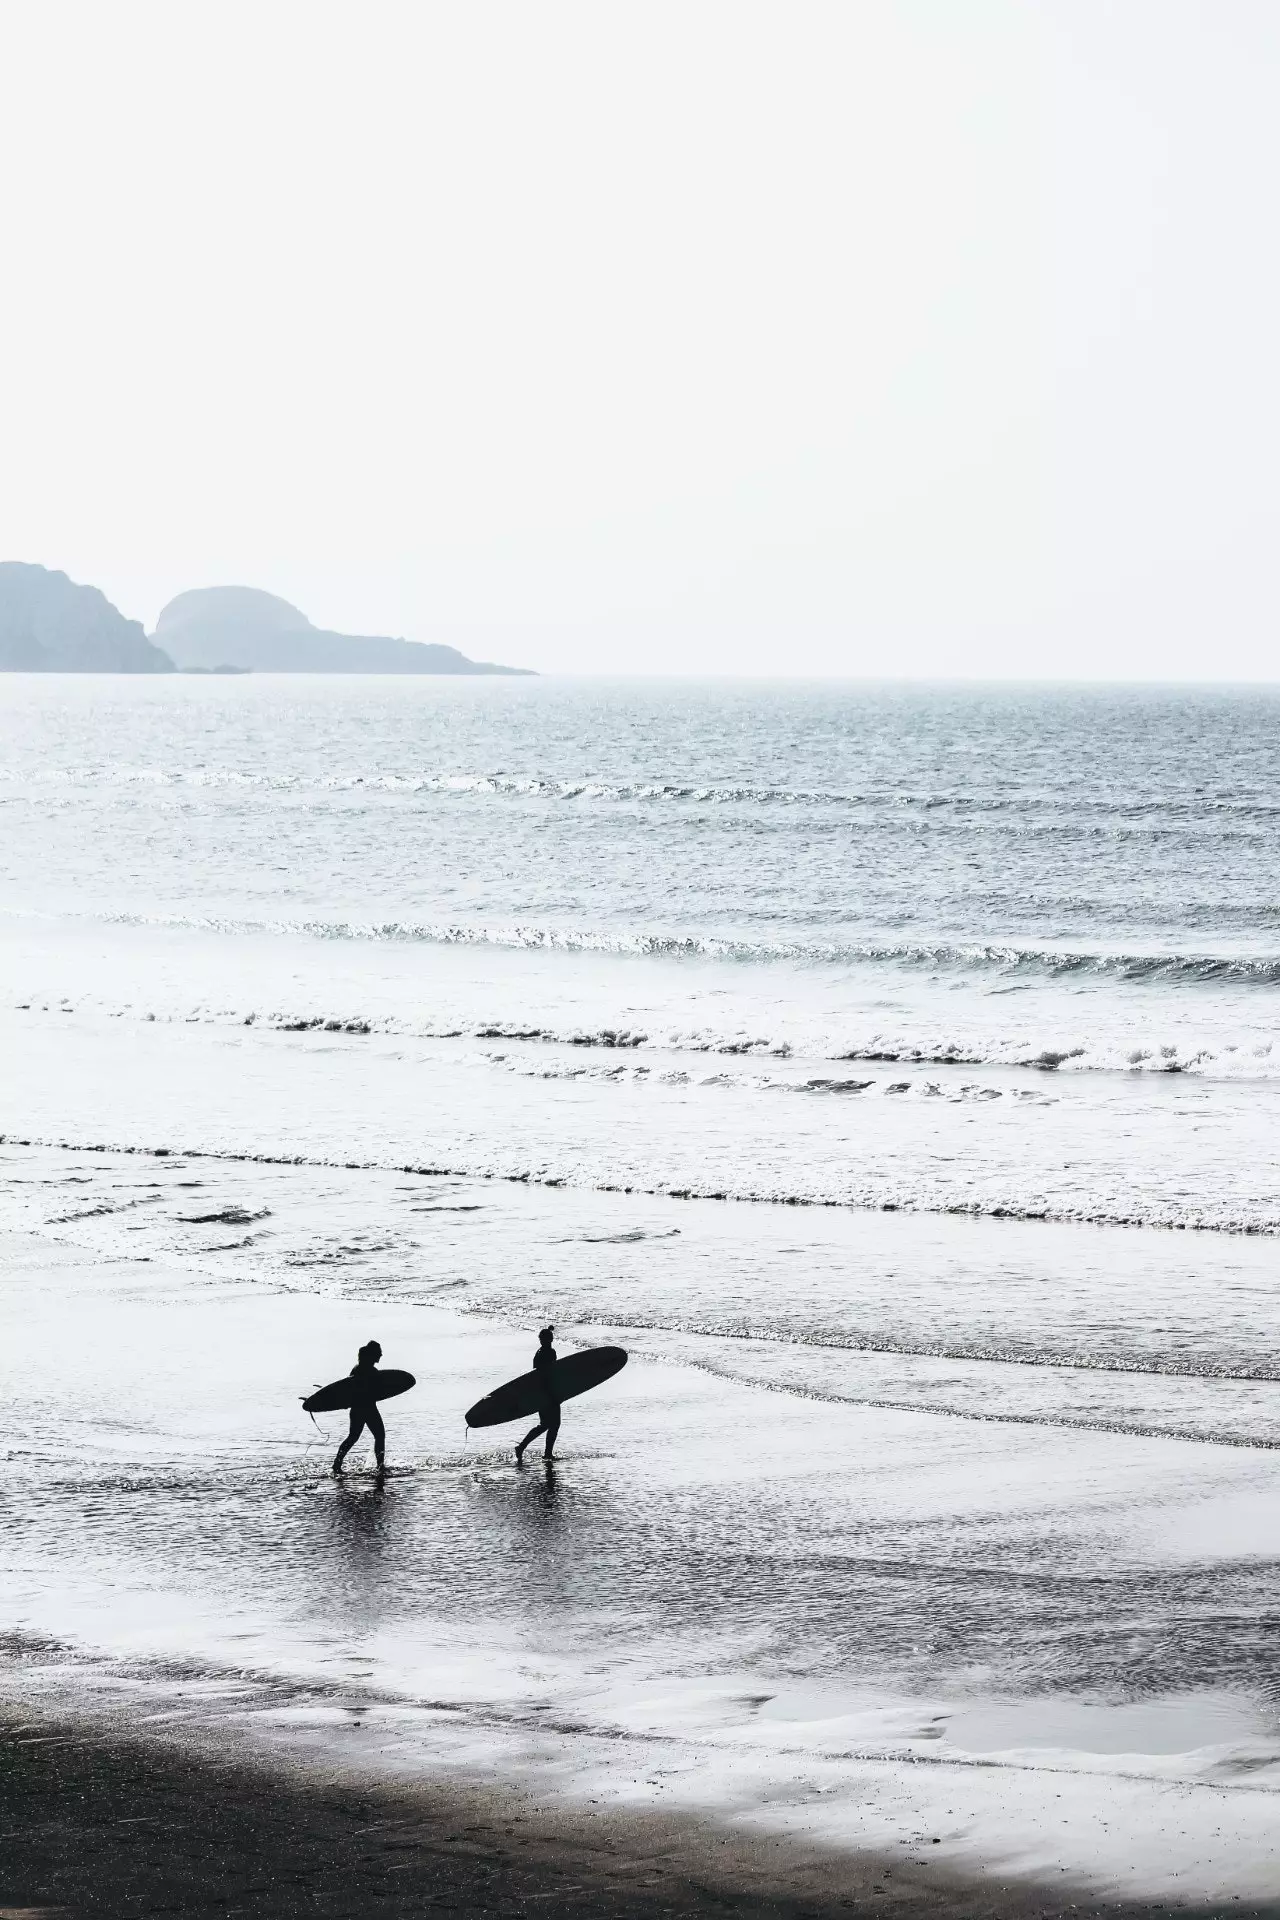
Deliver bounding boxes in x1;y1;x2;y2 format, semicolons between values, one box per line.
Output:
302;1368;416;1414
465;1346;627;1428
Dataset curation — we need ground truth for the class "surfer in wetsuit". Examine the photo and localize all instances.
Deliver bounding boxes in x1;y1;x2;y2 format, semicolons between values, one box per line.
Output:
515;1326;560;1464
332;1339;386;1476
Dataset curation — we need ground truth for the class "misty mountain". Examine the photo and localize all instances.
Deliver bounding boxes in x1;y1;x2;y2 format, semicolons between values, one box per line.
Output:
0;563;174;672
154;586;532;674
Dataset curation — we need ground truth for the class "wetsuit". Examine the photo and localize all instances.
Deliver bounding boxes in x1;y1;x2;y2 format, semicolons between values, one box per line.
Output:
517;1343;560;1460
333;1361;385;1471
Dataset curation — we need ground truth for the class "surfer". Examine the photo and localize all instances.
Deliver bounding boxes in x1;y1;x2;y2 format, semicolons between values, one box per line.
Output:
514;1326;560;1464
332;1340;386;1476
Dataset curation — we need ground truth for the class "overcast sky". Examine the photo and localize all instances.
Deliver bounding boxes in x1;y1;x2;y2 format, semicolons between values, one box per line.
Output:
2;2;1277;676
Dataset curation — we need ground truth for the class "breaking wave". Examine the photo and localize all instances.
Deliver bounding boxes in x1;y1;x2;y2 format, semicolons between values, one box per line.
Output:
11;759;1280;822
88;909;1280;986
13;997;1276;1077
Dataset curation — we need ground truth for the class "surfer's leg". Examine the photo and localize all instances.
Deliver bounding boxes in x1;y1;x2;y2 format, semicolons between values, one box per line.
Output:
368;1406;386;1469
543;1407;561;1460
515;1418;546;1463
333;1412;365;1474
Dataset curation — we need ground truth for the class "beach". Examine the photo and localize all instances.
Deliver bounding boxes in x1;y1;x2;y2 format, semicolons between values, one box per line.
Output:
5;675;1280;1910
15;1722;1252;1920
11;1719;1280;1920
5;1170;1280;1909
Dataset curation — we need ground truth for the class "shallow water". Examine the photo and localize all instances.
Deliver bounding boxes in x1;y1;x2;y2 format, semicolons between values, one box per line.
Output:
6;1179;1280;1898
947;1692;1273;1757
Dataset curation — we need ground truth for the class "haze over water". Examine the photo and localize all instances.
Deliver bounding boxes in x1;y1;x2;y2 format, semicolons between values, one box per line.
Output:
5;672;1280;1900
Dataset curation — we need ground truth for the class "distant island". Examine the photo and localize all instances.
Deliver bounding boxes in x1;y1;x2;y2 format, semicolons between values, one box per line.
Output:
157;586;532;674
0;565;532;675
0;563;173;672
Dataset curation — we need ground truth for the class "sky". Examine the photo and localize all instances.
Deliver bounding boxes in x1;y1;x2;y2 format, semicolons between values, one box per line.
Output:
1;1;1277;677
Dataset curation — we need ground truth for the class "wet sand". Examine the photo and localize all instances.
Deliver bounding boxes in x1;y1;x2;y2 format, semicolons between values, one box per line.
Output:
7;1157;1280;1908
7;1712;1279;1920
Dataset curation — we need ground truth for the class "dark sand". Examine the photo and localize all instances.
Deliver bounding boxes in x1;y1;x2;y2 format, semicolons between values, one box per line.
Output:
3;1716;1279;1920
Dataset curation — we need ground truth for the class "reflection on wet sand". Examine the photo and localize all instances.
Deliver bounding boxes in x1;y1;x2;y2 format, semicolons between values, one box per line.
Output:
5;1150;1280;1901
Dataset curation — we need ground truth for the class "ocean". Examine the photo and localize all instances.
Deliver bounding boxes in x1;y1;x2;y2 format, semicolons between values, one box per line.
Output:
4;672;1280;1898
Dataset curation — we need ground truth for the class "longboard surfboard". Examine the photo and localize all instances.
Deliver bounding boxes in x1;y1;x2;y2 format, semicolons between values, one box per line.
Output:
302;1368;416;1414
465;1346;627;1429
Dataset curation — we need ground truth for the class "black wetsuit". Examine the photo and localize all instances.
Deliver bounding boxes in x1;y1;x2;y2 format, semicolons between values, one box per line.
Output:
333;1362;385;1471
517;1344;560;1460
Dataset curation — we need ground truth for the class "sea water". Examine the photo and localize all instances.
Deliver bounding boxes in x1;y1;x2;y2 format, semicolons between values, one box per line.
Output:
4;673;1280;1896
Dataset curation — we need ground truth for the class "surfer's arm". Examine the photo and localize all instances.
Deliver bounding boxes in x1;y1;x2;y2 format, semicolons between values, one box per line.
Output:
534;1347;560;1408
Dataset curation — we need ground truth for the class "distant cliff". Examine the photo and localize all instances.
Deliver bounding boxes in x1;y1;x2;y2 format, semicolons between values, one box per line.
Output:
154;586;532;674
0;563;174;672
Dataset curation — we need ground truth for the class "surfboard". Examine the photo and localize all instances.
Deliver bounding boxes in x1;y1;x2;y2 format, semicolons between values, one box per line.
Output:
465;1346;627;1428
302;1368;416;1414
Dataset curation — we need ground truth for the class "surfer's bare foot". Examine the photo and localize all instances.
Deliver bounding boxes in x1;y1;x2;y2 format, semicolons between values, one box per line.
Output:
514;1442;525;1464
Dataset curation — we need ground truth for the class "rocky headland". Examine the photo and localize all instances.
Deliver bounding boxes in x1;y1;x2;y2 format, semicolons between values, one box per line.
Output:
0;563;173;672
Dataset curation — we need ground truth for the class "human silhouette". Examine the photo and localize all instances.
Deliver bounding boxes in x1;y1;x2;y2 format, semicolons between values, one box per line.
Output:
515;1326;560;1464
332;1340;387;1476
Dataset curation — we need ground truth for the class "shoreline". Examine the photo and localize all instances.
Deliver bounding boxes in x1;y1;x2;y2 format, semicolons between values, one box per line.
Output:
5;1709;1274;1920
7;1118;1280;1243
7;1172;1280;1908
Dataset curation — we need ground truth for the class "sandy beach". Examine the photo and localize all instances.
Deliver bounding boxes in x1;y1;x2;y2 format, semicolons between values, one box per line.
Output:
5;1150;1280;1911
17;1715;1272;1920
